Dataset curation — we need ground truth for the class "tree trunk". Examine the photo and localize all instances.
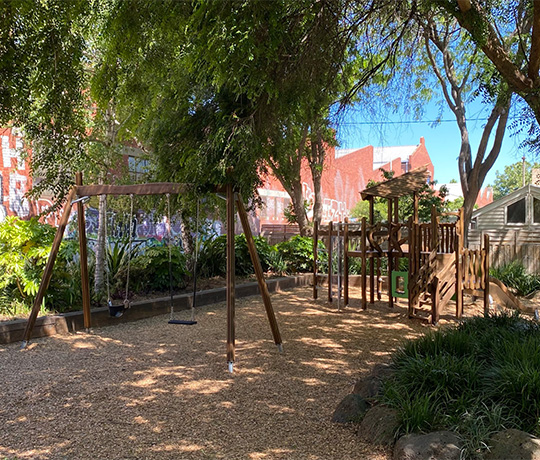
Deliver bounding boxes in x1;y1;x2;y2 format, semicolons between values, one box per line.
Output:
311;171;323;223
94;193;107;303
290;182;309;236
178;209;195;270
461;180;478;246
309;138;325;224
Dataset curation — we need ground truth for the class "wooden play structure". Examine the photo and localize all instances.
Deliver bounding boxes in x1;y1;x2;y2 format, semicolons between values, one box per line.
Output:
313;167;492;324
22;173;282;372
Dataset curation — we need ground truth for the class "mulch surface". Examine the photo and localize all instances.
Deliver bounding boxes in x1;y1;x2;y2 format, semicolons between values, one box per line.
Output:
0;286;504;459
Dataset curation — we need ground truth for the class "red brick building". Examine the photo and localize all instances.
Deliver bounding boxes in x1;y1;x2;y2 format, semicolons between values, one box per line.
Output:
258;137;435;226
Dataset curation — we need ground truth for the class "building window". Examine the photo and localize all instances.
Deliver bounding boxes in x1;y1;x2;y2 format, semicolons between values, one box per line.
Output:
470;217;478;230
507;198;526;223
128;156;149;180
534;198;540;223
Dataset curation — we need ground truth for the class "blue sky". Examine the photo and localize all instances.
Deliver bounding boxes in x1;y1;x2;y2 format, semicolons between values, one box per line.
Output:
334;100;530;187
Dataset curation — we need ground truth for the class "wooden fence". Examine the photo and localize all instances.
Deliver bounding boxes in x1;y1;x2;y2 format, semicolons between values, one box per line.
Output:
469;229;540;273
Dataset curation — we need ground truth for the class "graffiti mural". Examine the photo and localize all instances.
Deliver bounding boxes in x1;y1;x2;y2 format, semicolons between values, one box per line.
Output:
0;129;33;223
302;181;348;222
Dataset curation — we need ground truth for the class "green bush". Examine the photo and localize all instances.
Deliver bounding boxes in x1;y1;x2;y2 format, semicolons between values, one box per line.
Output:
198;234;274;278
382;313;540;459
0;217;84;316
130;245;188;292
490;261;540;296
276;235;317;273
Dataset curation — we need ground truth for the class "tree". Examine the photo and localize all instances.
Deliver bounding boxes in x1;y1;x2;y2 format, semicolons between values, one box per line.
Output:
0;0;90;205
492;160;540;199
413;7;512;242
437;0;540;146
92;0;418;238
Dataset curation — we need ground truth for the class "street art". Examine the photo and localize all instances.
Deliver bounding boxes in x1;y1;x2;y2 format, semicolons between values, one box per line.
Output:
77;208;211;245
0;131;32;223
9;172;30;218
302;181;348;222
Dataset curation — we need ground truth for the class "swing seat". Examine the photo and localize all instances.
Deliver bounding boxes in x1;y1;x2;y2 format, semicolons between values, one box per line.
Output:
168;319;197;325
108;304;125;318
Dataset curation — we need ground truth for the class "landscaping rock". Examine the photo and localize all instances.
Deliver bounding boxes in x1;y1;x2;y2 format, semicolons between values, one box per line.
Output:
393;431;462;460
352;363;393;399
358;405;400;447
484;429;540;460
331;394;370;424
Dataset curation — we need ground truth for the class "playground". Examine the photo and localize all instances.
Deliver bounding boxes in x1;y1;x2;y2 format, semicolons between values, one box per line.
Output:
0;285;489;460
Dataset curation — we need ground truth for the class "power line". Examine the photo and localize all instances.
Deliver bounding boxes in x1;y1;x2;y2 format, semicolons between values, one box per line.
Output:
339;117;496;126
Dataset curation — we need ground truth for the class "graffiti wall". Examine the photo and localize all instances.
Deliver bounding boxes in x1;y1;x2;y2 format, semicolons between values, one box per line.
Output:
0;128;32;222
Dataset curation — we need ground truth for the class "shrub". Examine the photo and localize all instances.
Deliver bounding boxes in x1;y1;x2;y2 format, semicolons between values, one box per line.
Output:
130;245;188;292
198;234;274;278
0;217;84;316
382;313;540;459
276;235;316;273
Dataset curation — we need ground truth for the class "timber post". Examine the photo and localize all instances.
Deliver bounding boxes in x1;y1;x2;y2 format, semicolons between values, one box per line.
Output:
328;221;333;303
361;217;367;310
313;221;318;300
226;183;236;372
75;173;92;330
483;233;490;316
236;194;282;351
22;187;77;346
369;197;375;304
344;218;349;307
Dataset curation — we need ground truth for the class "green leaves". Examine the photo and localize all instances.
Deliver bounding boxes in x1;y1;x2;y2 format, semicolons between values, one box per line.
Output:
0;217;54;301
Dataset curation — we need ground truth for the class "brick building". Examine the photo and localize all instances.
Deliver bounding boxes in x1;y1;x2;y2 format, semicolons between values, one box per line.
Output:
258;137;435;228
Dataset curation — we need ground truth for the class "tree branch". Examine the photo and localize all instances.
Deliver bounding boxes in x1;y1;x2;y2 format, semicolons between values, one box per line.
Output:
529;1;540;82
478;99;511;183
453;5;534;92
424;31;457;113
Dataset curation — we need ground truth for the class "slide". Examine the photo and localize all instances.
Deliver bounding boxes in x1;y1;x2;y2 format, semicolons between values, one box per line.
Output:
488;277;531;313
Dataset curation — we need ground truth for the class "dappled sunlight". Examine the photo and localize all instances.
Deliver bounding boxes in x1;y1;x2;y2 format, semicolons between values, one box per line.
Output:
297;336;347;351
181;378;232;395
300;357;351;373
133;415;150;425
1;286;426;459
70;340;98;349
296;377;328;387
249;448;295;459
151;440;206;453
130;375;158;388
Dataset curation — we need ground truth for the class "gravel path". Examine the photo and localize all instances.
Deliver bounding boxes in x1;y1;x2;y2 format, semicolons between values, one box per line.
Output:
1;286;442;459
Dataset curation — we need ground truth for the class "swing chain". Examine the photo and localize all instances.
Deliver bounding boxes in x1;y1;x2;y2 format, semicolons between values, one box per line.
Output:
123;194;134;310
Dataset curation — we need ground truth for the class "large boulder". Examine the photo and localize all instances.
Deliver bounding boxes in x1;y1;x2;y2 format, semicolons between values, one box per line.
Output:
352;363;393;400
331;394;370;424
484;429;540;460
393;431;462;460
358;405;400;447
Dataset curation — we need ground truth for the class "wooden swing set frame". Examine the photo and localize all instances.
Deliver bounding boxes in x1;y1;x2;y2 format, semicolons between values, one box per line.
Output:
22;173;283;372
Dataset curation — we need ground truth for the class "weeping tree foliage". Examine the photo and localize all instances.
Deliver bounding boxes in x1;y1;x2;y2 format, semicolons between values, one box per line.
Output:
0;0;90;208
92;0;417;233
